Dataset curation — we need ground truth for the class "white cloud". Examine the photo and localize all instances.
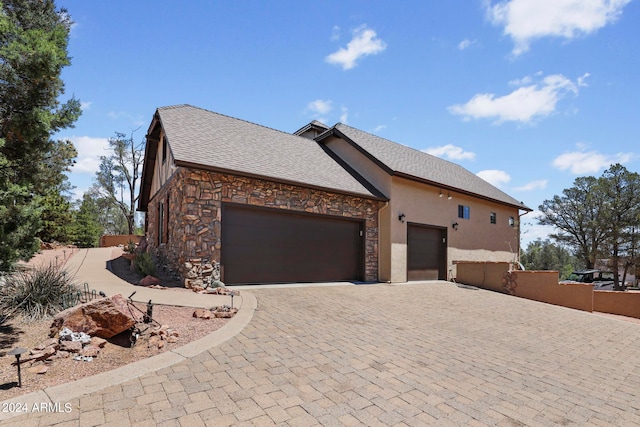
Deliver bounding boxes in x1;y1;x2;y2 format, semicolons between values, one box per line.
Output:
107;111;145;127
514;179;548;191
325;25;387;70
80;101;92;111
67;136;111;175
448;73;585;124
70;186;89;203
552;146;634;174
520;210;556;247
331;25;341;41
423;144;476;161
458;39;477;50
477;169;511;187
339;107;349;124
487;0;631;55
306;99;333;121
577;72;591;87
372;125;387;132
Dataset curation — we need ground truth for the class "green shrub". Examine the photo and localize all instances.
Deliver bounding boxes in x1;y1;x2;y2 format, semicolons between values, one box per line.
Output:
0;263;79;320
124;240;136;254
135;252;156;277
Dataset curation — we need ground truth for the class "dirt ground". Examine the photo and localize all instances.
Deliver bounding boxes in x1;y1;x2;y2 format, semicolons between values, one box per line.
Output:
0;248;229;401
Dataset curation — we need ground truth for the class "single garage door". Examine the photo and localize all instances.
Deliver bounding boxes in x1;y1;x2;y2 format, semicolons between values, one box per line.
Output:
407;223;446;281
222;204;363;284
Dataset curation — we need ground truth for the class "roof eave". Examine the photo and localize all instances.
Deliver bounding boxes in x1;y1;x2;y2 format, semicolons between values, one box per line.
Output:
393;171;532;211
137;113;162;212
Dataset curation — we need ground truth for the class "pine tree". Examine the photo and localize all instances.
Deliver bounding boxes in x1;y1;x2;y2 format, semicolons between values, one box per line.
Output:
0;0;81;270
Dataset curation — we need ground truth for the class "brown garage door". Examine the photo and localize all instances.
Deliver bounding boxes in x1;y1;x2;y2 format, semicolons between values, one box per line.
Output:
407;223;447;281
222;204;363;284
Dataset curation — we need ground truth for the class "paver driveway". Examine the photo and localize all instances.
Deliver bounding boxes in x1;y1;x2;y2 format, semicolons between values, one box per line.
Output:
6;282;640;426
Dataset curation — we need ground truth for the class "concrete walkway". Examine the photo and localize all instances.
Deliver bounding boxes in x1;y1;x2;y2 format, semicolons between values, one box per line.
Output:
4;275;640;425
1;248;256;423
64;248;233;308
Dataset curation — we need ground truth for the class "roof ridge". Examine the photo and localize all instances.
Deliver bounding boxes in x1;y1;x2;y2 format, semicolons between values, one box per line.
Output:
159;104;314;143
332;123;529;210
335;122;463;169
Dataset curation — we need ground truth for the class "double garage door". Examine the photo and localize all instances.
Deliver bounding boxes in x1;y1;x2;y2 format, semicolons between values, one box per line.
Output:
221;204;364;285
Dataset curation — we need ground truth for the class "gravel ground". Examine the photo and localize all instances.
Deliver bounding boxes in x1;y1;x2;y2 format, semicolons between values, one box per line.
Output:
0;249;230;402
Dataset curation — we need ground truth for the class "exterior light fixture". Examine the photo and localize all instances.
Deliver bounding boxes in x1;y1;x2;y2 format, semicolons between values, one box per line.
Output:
398;213;406;223
452;222;459;230
439;190;443;198
230;290;236;309
8;347;27;387
447;192;452;200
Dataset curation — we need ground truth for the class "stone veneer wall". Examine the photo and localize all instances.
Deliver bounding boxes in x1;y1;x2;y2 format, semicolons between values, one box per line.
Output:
146;168;381;285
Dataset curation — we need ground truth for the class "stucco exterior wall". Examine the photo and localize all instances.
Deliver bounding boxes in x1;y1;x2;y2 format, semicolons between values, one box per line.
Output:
323;136;392;197
514;271;593;312
594;291;640;319
387;177;520;282
456;263;593;313
99;235;143;248
146;168;381;285
322;136;523;283
455;261;511;292
457;262;640;320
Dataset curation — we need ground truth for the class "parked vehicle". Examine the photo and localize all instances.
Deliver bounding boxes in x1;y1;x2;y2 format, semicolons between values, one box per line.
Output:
560;269;620;290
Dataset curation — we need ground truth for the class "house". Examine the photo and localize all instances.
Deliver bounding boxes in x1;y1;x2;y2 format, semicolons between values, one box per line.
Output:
138;105;531;285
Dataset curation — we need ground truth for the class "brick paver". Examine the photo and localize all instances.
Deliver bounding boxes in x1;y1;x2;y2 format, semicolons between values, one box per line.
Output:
5;282;640;425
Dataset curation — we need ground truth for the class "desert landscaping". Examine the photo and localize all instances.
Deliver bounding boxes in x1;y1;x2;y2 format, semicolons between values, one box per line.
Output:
0;247;233;401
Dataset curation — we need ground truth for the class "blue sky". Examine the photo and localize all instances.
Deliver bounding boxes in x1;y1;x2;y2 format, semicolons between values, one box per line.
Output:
56;0;639;247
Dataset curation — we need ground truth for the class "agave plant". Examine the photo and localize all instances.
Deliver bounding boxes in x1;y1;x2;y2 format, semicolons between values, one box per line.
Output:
0;263;79;320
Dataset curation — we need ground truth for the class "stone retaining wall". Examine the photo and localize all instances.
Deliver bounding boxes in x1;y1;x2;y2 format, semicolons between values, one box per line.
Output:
146;168;381;285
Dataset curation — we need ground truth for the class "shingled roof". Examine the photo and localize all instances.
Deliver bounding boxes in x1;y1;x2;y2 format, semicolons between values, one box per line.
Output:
148;105;385;200
321;123;531;211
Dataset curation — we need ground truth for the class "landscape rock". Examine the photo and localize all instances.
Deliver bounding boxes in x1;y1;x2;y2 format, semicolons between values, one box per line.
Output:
214;310;236;318
33;338;59;351
27;365;48;374
90;337;107;348
193;308;212;319
59;341;82;353
212;306;238;318
80;346;101;358
50;294;135;339
59;327;91;344
148;336;161;349
139;275;161;287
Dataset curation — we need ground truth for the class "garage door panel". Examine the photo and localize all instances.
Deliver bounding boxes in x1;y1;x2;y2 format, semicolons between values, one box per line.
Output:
222;205;362;284
407;224;446;281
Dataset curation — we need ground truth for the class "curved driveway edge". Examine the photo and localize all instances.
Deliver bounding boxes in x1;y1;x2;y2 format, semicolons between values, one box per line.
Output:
0;292;257;422
6;282;640;426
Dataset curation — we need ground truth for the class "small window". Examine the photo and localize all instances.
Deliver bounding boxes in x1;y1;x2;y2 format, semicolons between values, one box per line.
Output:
165;195;170;244
490;212;497;224
458;205;470;219
162;136;167;164
509;216;515;227
158;201;164;245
